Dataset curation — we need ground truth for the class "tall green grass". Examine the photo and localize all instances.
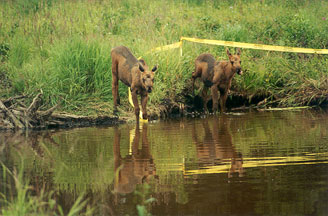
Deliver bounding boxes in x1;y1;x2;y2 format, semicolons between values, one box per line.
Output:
0;0;328;114
1;161;93;216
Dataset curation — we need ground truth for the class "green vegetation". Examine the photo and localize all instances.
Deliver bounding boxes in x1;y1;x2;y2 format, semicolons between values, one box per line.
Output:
0;0;328;115
1;161;93;216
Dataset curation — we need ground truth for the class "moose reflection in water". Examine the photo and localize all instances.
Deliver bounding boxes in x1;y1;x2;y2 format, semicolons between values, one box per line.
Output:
192;115;244;178
113;124;158;194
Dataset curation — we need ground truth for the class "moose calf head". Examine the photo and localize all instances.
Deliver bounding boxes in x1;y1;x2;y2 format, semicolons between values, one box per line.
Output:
138;59;157;93
226;48;242;75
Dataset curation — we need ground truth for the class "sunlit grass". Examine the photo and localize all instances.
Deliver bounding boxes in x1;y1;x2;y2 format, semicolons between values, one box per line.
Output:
0;0;327;113
0;161;93;216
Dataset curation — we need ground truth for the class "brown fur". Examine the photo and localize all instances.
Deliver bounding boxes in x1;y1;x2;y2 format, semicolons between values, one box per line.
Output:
113;125;158;194
111;46;157;123
192;48;242;113
192;116;244;178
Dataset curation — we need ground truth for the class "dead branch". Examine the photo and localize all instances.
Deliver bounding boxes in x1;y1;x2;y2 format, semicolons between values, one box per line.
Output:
26;93;43;116
37;104;58;120
0;99;24;129
0;93;120;130
3;95;26;107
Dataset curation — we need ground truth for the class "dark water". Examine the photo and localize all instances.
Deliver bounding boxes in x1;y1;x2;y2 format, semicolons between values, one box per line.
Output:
1;109;328;215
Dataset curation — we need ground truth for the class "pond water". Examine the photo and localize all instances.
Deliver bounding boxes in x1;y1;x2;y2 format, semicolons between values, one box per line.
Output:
1;109;328;215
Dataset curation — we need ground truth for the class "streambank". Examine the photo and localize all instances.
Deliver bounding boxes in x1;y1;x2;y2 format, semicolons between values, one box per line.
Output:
0;93;122;130
1;90;327;130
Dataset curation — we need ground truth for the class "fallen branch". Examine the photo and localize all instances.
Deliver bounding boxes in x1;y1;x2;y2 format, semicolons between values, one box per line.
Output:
37;105;58;120
0;93;122;130
3;95;26;107
26;93;43;116
0;99;24;129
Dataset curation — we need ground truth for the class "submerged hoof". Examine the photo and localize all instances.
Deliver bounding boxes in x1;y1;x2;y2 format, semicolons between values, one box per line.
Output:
113;109;119;116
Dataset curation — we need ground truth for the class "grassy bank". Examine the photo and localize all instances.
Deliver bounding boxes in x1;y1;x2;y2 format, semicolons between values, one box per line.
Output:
0;0;328;116
1;161;93;215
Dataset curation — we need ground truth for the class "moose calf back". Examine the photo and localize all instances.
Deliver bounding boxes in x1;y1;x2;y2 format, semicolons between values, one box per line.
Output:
193;53;216;86
111;46;139;86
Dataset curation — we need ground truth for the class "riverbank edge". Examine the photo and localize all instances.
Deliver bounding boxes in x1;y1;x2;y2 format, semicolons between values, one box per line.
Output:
1;91;327;130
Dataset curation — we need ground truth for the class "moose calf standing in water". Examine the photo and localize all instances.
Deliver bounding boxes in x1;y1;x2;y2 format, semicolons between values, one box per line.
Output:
111;46;157;123
192;48;243;113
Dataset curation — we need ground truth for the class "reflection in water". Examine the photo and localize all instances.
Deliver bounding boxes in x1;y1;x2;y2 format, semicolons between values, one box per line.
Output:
0;109;328;215
114;124;158;194
192;116;243;178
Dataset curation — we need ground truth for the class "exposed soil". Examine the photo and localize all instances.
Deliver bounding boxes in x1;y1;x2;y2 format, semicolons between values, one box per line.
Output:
1;89;327;130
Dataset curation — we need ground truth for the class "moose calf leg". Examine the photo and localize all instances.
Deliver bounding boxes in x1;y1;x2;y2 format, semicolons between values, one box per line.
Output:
113;127;121;169
220;90;228;113
211;85;219;113
112;77;119;109
141;93;148;120
131;126;140;154
111;63;120;109
131;91;140;123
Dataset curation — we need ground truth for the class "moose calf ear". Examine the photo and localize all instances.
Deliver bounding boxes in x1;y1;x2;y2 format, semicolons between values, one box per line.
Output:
139;59;146;66
237;48;241;56
226;48;232;57
151;65;158;72
139;64;145;72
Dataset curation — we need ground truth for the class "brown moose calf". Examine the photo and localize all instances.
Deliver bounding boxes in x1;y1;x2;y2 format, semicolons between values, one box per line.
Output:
192;48;243;113
111;46;157;123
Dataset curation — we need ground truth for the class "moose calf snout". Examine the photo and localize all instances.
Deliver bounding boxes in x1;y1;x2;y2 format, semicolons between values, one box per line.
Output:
236;67;242;75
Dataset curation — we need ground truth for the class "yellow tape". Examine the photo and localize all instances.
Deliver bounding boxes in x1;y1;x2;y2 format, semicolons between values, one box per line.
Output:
180;37;328;54
149;41;182;53
145;37;328;54
129;124;146;155
185;154;328;175
128;87;148;122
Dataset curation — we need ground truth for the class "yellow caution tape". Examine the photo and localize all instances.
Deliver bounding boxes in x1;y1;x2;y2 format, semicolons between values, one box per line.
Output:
180;37;328;54
149;41;182;53
149;37;328;54
129;124;145;155
129;127;134;155
185;154;328;175
128;87;148;122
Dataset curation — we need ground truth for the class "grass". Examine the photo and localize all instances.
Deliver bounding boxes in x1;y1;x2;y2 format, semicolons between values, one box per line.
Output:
0;160;93;216
0;0;328;115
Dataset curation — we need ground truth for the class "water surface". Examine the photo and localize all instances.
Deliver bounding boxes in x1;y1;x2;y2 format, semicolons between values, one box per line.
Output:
1;109;328;215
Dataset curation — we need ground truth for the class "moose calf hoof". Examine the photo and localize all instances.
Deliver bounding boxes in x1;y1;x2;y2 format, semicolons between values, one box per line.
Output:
113;110;119;116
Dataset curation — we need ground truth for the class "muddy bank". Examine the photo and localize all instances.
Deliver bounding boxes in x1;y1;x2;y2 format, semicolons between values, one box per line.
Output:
1;90;327;130
0;93;122;130
181;87;328;113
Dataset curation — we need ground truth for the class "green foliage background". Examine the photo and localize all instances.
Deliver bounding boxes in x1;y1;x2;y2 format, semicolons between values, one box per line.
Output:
1;0;328;114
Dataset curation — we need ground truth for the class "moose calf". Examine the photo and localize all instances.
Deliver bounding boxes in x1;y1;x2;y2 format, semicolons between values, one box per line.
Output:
192;48;243;113
111;46;157;123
